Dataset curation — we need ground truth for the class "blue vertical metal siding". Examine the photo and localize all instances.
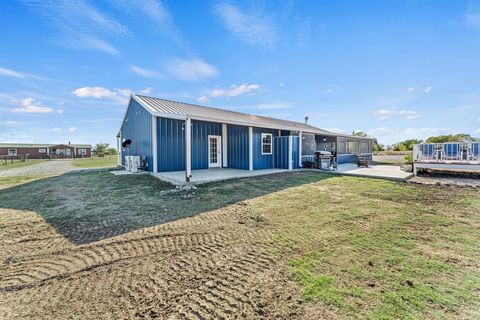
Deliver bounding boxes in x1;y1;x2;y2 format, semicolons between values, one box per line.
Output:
191;120;222;170
120;99;153;171
272;136;299;169
157;117;185;172
227;124;249;169
273;136;289;169
253;128;278;170
292;136;300;168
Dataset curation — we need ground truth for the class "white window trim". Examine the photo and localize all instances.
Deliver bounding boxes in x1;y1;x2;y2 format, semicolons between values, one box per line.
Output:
39;148;46;153
261;133;273;155
8;148;17;156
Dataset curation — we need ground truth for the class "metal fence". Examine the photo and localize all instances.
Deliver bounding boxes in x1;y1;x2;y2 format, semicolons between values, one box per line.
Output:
1;154;29;165
413;142;480;162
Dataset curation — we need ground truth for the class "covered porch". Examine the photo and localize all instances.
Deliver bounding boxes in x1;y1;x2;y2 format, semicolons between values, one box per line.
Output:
153;167;288;185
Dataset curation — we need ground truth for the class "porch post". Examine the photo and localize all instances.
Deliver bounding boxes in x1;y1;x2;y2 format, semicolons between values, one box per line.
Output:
185;118;192;182
152;115;157;172
248;126;253;171
288;135;293;170
116;134;121;166
222;123;228;167
299;131;303;167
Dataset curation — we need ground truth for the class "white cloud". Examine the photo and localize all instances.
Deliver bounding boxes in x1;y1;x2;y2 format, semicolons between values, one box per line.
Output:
9;98;60;114
425;86;432;93
73;86;117;99
77;35;119;55
51;127;62;133
213;3;275;47
21;0;127;55
210;83;259;98
407;87;415;92
279;82;284;87
373;109;418;120
398;110;419;119
0;67;26;79
130;65;162;78
325;85;339;94
256;102;292;110
141;87;153;94
197;96;209;103
1;121;24;127
68;127;77;133
167;58;218;81
476;128;480;133
0;66;45;80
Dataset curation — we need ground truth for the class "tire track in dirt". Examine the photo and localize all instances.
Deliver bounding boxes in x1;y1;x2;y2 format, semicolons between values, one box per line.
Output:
1;202;300;319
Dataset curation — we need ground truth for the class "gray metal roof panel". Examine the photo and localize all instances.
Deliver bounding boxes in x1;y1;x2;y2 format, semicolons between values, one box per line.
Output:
134;94;335;135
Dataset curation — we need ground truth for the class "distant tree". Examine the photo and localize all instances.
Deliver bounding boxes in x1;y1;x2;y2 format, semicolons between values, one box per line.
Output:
93;143;109;155
106;147;118;155
426;134;479;143
352;131;368;137
372;138;385;152
391;139;423;151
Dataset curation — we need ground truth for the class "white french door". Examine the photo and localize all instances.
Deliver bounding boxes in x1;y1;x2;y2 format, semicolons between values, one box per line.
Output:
208;135;222;168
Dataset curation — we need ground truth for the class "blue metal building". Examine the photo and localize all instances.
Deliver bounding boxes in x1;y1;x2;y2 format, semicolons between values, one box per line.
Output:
118;94;373;182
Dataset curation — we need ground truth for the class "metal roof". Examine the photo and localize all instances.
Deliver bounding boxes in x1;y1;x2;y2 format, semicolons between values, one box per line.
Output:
133;94;335;135
127;94;372;140
0;143;91;148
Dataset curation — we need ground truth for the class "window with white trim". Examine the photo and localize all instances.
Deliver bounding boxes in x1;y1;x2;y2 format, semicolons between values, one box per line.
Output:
261;133;272;155
78;149;86;156
39;148;46;153
8;148;17;156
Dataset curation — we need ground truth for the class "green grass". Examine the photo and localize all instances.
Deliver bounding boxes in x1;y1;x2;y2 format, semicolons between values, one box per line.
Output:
73;156;118;168
254;175;480;319
0;159;46;171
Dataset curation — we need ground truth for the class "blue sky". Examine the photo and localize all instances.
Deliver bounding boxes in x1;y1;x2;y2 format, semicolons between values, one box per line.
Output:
0;0;479;146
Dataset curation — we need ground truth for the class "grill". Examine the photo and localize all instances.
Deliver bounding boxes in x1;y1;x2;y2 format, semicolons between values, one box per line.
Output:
314;151;337;170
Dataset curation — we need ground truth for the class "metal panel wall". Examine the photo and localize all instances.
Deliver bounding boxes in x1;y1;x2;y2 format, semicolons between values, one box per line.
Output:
191;120;222;170
227;124;249;169
157;117;185;172
273;136;300;169
253;127;278;170
292;136;300;168
120;99;153;171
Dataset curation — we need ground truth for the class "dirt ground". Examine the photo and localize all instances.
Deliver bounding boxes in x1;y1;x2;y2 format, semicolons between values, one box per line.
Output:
1;171;479;319
0;195;299;319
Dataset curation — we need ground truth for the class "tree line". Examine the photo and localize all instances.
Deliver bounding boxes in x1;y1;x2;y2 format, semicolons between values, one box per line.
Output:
351;132;479;152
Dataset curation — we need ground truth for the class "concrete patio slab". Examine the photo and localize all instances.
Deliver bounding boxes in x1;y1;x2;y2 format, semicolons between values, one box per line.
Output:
330;163;413;181
153;168;288;185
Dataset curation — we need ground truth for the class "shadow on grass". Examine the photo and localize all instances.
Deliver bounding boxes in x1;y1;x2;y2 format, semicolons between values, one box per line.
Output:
0;170;333;245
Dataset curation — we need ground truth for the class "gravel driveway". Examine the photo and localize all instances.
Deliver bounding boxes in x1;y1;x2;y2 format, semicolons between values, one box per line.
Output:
0;160;77;177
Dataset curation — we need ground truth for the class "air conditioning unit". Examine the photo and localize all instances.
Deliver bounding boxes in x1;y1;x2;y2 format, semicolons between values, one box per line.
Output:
130;156;140;173
125;156;131;171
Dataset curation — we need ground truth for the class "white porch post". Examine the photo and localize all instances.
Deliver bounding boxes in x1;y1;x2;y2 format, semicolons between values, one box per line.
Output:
298;131;303;167
152;115;157;172
185;118;192;181
222;123;228;167
248;126;253;171
288;135;293;170
117;134;121;166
